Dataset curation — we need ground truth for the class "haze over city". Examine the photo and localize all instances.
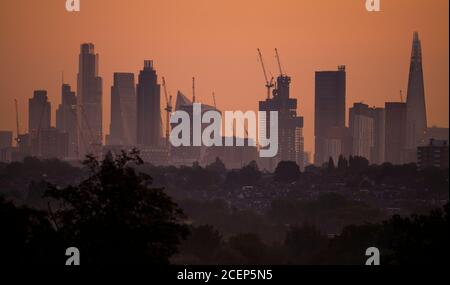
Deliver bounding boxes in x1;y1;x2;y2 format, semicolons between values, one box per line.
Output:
0;0;448;155
0;0;449;270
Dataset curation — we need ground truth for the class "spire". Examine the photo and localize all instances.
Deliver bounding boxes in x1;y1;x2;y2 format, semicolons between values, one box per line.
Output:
410;31;422;69
406;31;427;153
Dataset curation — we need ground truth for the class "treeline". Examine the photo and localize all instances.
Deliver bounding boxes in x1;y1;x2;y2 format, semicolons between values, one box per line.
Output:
174;203;449;265
1;155;448;204
177;193;385;243
0;153;448;264
1;152;188;265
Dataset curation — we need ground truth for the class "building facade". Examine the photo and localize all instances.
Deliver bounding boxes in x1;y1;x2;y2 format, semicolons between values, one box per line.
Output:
385;102;407;165
314;66;346;165
405;32;428;163
77;43;103;158
109;73;137;146
417;139;449;169
259;74;304;171
137;60;161;147
29;90;51;135
56;84;78;158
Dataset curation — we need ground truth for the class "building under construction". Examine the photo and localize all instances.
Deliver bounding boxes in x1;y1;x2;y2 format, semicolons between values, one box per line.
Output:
257;49;304;171
259;75;304;171
170;90;220;166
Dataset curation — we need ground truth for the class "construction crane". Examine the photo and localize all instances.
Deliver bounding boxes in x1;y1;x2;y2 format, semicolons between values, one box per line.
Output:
212;92;217;109
162;77;173;146
14;99;21;144
257;48;274;99
275;48;284;76
192;77;196;103
78;105;101;156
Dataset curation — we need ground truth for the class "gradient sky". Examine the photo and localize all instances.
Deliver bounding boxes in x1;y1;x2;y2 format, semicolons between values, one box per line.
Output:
0;0;448;155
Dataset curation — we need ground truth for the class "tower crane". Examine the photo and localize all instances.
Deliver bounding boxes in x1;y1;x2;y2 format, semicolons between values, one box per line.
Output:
78;105;101;156
275;48;284;76
257;48;274;99
162;77;173;146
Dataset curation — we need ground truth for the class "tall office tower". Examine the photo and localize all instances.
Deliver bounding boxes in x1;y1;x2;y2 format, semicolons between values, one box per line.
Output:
29;90;51;135
109;73;137;146
349;103;374;162
348;103;385;164
77;43;103;158
405;32;427;162
136;60;162;146
314;66;346;165
385;102;407;165
56;84;78;158
259;74;304;171
370;107;385;165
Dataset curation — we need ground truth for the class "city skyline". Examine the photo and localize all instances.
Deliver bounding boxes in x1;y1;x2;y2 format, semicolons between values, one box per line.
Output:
0;0;448;156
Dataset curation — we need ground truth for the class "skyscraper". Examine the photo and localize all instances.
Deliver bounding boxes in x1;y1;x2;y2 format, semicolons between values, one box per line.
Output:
56;84;78;158
314;66;346;165
136;60;162;146
29;90;51;135
348;103;385;164
405;32;427;162
259;74;304;171
385;102;407;165
77;43;103;158
109;73;137;146
349;103;374;162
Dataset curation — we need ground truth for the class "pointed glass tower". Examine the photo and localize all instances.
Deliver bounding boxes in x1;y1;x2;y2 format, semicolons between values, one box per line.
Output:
406;32;427;153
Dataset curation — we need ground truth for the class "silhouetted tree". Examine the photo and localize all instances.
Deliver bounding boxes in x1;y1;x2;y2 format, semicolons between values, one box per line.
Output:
349;156;369;171
44;150;189;265
240;161;261;185
0;196;61;264
179;225;223;263
206;157;226;175
337;155;348;170
285;223;328;264
228;233;267;264
328;157;335;170
225;161;261;187
322;203;449;265
274;161;300;183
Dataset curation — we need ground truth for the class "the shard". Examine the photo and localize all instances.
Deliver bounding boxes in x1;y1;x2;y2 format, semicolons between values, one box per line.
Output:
405;32;427;157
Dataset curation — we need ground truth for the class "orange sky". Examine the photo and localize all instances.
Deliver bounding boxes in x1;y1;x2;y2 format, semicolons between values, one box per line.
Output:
0;0;448;155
